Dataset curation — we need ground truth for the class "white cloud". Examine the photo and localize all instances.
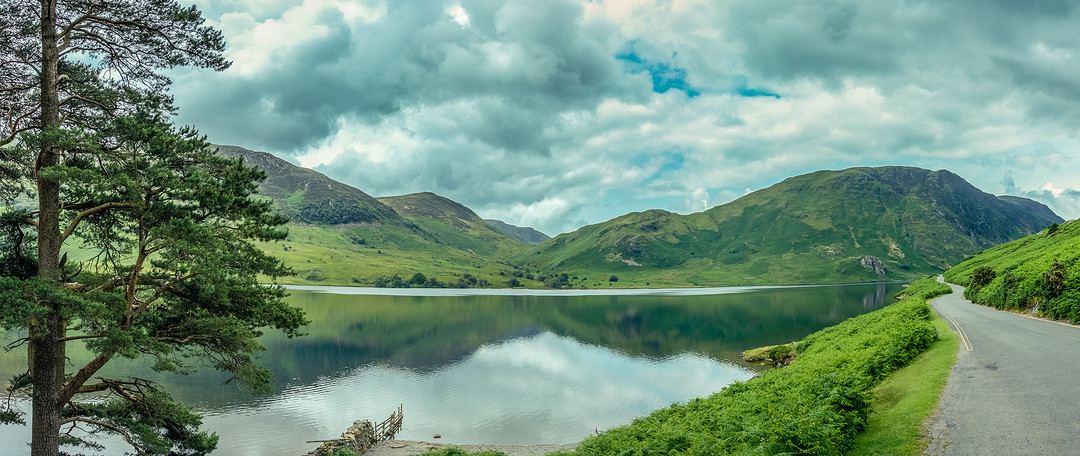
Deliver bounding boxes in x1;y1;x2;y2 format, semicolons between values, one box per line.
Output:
169;0;1080;234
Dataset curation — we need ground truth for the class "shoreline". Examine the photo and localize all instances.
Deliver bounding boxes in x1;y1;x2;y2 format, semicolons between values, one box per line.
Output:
364;440;578;456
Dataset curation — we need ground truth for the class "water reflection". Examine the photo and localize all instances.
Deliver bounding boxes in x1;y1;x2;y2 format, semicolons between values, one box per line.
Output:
0;283;902;455
205;332;754;455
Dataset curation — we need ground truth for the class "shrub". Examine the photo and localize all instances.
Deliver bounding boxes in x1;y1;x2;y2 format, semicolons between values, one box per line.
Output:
970;266;996;289
768;344;793;365
609;275;619;282
410;272;427;286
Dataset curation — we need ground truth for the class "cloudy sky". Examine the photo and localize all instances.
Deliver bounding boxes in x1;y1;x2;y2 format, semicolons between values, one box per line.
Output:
169;0;1080;236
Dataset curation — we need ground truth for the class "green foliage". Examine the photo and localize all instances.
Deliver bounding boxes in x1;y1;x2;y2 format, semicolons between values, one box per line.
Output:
410;272;428;286
846;313;957;456
767;344;792;365
899;276;952;300
565;296;936;455
1048;222;1060;236
946;220;1080;323
1;108;307;454
330;448;360;456
969;267;996;289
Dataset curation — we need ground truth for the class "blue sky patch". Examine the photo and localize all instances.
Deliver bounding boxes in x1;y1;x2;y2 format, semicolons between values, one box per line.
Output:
616;42;701;97
731;75;780;99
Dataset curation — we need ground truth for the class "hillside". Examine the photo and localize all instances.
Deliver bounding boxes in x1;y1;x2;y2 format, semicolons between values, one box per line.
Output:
515;167;1062;286
216;146;535;287
376;192;525;256
484;219;550;244
943;219;1079;322
215;145;401;225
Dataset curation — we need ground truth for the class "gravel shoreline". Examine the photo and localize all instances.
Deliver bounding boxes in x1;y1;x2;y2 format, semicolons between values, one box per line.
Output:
363;440;578;456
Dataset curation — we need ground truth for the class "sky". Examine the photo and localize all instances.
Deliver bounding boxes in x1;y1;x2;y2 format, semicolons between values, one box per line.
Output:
169;0;1080;236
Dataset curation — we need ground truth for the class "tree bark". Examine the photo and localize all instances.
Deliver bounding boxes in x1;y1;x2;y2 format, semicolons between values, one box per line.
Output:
30;1;64;455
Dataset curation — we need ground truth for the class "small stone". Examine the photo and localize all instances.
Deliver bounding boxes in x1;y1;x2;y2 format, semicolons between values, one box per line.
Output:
433;434;441;439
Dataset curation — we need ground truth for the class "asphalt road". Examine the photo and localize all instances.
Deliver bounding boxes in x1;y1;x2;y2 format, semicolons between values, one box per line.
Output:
924;278;1080;455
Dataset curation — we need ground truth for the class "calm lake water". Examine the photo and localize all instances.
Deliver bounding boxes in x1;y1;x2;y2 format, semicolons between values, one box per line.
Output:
0;283;901;455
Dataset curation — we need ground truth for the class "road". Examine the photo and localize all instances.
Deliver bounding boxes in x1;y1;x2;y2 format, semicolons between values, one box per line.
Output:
924;278;1080;455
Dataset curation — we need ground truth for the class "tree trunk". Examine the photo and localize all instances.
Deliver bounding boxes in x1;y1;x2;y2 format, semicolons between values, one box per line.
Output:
31;1;64;455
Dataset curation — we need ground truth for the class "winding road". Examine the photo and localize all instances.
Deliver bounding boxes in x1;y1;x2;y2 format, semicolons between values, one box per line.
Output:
924;277;1080;455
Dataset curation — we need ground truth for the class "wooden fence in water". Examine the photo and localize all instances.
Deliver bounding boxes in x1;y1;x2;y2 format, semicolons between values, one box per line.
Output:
375;404;403;441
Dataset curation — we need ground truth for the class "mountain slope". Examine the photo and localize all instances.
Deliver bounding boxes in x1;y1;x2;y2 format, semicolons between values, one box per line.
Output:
517;167;1062;286
215;145;401;225
216;146;532;287
943;219;1079;321
377;192;524;256
484;219;550;244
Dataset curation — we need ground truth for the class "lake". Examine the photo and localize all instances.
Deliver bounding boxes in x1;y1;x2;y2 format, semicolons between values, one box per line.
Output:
0;282;902;455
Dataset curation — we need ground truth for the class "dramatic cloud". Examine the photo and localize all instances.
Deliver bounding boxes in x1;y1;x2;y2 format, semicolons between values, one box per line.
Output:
171;0;1080;235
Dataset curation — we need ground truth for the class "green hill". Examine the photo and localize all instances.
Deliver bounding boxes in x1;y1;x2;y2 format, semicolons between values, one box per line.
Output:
484;219;550;244
215;145;401;225
216;146;535;287
515;167;1062;286
377;192;526;257
943;219;1079;321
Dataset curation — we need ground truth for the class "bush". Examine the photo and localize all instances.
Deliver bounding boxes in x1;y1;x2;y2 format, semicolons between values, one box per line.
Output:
609;275;619;282
768;344;793;365
410;272;427;286
969;266;996;289
506;278;521;288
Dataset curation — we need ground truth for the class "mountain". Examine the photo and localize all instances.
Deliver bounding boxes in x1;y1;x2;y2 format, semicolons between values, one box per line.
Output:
515;167;1062;286
216;146;531;287
215;145;401;225
484;219;550;244
376;192;524;256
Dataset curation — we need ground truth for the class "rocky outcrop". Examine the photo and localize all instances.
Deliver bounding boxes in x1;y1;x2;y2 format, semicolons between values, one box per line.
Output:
307;420;376;456
860;255;887;278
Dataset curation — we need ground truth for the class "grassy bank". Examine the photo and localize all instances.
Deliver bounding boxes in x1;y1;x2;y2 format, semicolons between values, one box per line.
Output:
845;303;956;454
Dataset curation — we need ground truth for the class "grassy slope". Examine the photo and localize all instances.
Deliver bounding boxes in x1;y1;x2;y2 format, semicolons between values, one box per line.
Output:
515;167;1061;287
377;192;525;257
212;146;539;287
943;219;1080;321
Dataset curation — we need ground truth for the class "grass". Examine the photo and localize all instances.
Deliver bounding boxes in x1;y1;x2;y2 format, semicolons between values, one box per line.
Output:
845;310;957;455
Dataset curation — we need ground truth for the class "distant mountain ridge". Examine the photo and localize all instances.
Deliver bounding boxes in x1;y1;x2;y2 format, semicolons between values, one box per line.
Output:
215;145;1061;287
516;166;1062;285
484;219;550;244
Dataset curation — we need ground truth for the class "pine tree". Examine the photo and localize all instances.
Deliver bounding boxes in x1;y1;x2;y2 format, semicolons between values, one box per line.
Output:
1;2;307;455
